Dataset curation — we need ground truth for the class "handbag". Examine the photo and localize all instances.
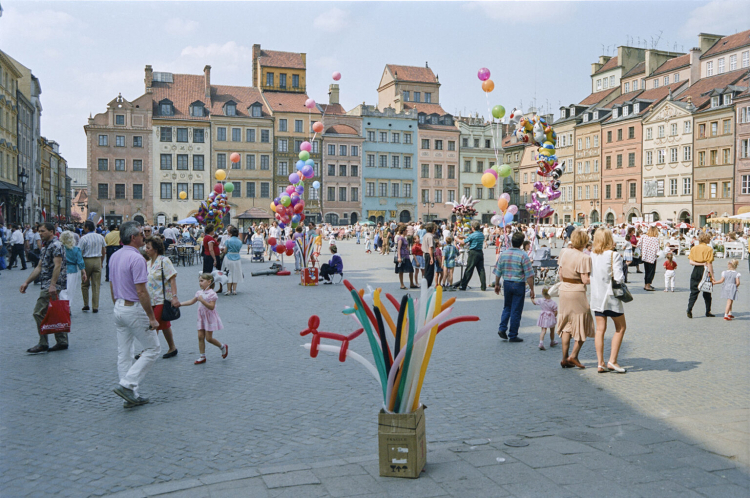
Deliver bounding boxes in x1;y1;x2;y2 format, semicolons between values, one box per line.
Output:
40;292;71;334
610;252;633;303
548;281;562;297
698;268;713;293
159;259;181;321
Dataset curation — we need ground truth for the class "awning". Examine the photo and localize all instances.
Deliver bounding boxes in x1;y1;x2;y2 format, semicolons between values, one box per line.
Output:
236;207;273;219
0;180;23;195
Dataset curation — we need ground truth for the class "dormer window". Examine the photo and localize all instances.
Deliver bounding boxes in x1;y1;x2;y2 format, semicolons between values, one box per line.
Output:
593;111;599;120
622;106;629;117
583;114;590;122
250;103;262;118
224;101;237;116
430;116;438;125
612;108;618;119
189;102;205;117
158;99;173;116
418;114;425;124
711;96;720;108
561;109;566;119
724;94;733;106
634;103;640;113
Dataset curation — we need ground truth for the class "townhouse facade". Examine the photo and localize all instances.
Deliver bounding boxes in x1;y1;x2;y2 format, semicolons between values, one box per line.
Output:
0;49;22;224
518;145;541;224
456;115;502;224
736;89;750;214
40;137;67;221
500;137;525;217
552;105;587;224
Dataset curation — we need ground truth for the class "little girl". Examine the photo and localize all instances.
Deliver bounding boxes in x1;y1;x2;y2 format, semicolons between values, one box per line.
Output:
713;259;741;321
364;230;372;254
663;252;677;292
533;286;558;350
412;239;424;283
442;236;457;288
180;273;228;364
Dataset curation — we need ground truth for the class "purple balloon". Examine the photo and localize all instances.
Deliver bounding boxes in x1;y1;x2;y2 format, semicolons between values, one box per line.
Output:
273;197;281;205
295;186;304;194
533;181;545;192
279;222;286;229
301;165;314;178
289;173;300;184
477;67;491;81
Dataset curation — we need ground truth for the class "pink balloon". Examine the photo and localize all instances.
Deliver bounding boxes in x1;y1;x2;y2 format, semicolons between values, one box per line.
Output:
332;71;341;81
484;169;498;179
507;205;518;215
500;193;511;202
286;185;296;195
477;67;491;81
305;98;316;109
300;141;312;152
214;183;223;193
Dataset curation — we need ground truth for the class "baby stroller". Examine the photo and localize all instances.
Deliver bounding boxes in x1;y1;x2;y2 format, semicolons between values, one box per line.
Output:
251;237;265;262
532;247;558;286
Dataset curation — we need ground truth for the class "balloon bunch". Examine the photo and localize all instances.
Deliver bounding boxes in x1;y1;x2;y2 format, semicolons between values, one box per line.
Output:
270;141;321;230
267;236;295;257
196;167;233;230
300;279;479;413
511;113;563;219
491;193;519;227
445;195;479;231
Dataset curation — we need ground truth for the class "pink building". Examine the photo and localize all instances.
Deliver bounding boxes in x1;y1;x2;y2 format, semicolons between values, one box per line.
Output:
735;87;750;214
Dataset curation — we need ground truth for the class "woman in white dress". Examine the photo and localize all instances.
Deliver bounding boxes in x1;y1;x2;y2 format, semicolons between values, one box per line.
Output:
590;229;627;373
59;231;87;313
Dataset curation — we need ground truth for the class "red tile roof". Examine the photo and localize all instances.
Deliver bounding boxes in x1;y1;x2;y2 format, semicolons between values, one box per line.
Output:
651;54;690;77
387;64;438;83
319;103;346;115
258;49;305;69
210;85;268;117
579;87;619;106
622;61;645;78
677;69;749;108
262;92;321;115
594;56;618;75
701;29;750;59
603;90;644;108
150;74;210;121
404;102;448;115
636;81;687;105
324;124;358;135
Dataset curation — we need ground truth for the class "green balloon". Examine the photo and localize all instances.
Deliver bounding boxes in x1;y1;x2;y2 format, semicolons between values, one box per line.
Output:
492;105;506;119
299;150;310;161
498;164;512;177
492;164;501;172
224;182;235;193
281;195;291;207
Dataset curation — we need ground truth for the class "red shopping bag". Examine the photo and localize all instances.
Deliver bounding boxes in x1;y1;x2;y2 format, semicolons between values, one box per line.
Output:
40;294;71;334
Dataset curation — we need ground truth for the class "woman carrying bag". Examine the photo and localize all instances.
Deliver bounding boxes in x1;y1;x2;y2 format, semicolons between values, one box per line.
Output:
144;237;180;359
687;232;715;319
590;229;629;374
637;226;661;291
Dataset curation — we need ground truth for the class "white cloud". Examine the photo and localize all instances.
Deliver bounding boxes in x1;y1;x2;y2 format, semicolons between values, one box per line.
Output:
464;1;574;24
681;0;750;37
0;7;87;43
313;7;350;33
165;18;199;36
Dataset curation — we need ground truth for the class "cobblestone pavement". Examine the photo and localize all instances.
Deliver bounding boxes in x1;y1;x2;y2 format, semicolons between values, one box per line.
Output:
1;240;748;497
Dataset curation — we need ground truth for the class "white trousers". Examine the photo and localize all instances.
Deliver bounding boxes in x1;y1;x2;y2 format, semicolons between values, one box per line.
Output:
60;271;80;311
664;270;675;290
114;300;161;397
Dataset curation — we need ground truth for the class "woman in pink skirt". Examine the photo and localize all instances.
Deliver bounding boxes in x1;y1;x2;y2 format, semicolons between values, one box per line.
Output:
180;273;228;364
533;286;559;350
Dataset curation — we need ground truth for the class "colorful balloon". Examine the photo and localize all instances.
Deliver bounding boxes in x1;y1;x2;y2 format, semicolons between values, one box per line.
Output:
289;173;300;184
332;71;341;81
500;193;511;202
312;122;324;133
214;183;223;193
507;205;518;215
296;160;305;171
492;105;505;119
215;169;227;181
299;150;310;161
481;79;495;93
300;141;312;152
224;182;234;193
305;98;316;109
497;198;509;212
179;191;187;200
268;237;277;247
229;152;240;163
484;168;498;179
312;181;320;189
498;164;512;178
301;165;314;178
477;67;491;81
481;173;496;188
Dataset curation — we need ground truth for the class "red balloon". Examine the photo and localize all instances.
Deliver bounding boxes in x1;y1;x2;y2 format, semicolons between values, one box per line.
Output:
285;248;294;256
298;213;305;222
312;121;324;133
275;245;285;254
214;183;223;193
230;152;241;163
293;203;304;214
268;237;277;246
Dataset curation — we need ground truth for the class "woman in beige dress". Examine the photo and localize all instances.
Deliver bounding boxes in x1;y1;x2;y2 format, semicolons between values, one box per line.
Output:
556;229;595;369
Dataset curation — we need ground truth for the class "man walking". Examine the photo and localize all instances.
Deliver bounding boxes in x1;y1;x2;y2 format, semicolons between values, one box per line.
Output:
8;224;27;270
422;223;436;287
493;231;535;343
79;220;106;313
104;225;121;282
110;222;161;408
20;223;68;353
459;221;487;291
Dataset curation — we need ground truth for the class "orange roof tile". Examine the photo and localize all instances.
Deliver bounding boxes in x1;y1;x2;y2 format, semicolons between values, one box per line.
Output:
677;69;749;108
387;64;438;83
603;90;644;108
594;56;619;75
210;85;268;117
404;102;448;115
635;81;687;104
324;124;358;135
623;61;645;78
258;49;305;69
262;92;321;115
579;87;619;106
651;54;690;77
701;29;750;59
319;103;346;115
151;74;210;121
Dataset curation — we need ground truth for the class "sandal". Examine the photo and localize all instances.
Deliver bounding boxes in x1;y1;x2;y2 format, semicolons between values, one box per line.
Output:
400;286;407;290
560;359;574;368
607;362;626;373
567;357;586;369
598;364;609;373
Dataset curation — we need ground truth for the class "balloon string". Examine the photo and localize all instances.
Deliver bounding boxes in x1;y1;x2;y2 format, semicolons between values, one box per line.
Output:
484;91;501;166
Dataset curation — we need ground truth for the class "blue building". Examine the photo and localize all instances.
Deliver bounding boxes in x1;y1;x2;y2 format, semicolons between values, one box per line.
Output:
347;104;419;224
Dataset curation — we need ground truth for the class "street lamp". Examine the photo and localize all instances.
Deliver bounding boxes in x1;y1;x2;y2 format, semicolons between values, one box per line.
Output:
422;202;435;222
57;192;63;222
19;169;28;224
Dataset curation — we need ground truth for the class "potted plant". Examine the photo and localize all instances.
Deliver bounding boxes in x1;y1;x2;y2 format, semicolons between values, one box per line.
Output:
714;244;725;258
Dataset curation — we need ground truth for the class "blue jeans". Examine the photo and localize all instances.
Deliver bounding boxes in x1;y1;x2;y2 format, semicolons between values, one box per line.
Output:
356;232;361;244
499;280;526;339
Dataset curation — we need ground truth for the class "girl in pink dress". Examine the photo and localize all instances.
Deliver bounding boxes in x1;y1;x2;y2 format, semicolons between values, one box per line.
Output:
533;286;559;350
180;273;228;364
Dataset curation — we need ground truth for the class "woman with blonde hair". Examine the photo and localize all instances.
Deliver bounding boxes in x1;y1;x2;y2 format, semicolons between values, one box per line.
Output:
59;230;87;313
687;232;715;318
556;229;595;369
590;229;627;373
637;226;661;291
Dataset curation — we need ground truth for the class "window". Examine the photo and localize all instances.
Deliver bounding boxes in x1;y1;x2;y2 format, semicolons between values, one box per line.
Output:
277;162;288;175
657;149;665;164
351;187;359;201
585;161;591;173
646;127;652;140
215;154;226;170
424;92;432;103
671;123;677;136
617;129;623;141
405;133;412;144
577;162;582;174
115;159;125;171
250;104;262;117
404;156;412;169
295;120;303;133
421;164;429;178
422;139;430;149
260;130;269;143
577;138;582;150
328;144;336;156
351;146;358;157
392;156;400;168
131;184;143;200
724;94;733;106
160;154;172;170
658;125;665;138
464;160;471;173
337;187;346;201
485;139;491;148
194;129;204;143
160;182;172;199
683;178;692;195
230;128;241;142
435;140;443;150
674;73;680;83
610;75;615;87
132;136;143;148
616;183;622;199
653;79;659;89
607;131;612;143
718;57;725;74
367;154;375;167
664;76;669;86
115;135;125;147
586;185;591;199
414;92;420;102
115;114;125;126
98;158;108;171
723;148;731;164
391;183;399;198
710;182;717;198
379;132;388;143
613;108;619;119
596;79;602;91
403;91;410;102
710;150;718;165
367;182;375;197
244;129;256;144
605;184;611;199
98;134;108;146
391;132;400;143
741;139;749;158
260;182;270;198
339;145;347;156
174;182;187;200
448;141;456;151
577;186;582;200
585;137;590;148
172;128;187;144
435;190;443;203
593;185;598;199
697;183;705;199
367;131;376;142
350;165;358;177
624;82;630;93
339;164;347;177
628;153;635;167
711;96;720;108
379;183;388;197
379;155;388;168
278;119;287;132
278;139;288;152
670;148;678;163
684;121;691;134
475;187;483;199
699;124;706;138
98;183;108;199
723;119;731;135
133;159;143;172
328;164;336;176
616;155;622;168
523;173;528;184
476;161;484;173
193;155;204;171
276;73;286;89
646;151;653;165
433;164;443;179
327;187;335;201
266;73;274;86
172;154;186;170
707;60;714;76
633;80;639;91
594;135;599;148
698;151;706;166
723;182;732;198
247;154;256;170
242;182;254;199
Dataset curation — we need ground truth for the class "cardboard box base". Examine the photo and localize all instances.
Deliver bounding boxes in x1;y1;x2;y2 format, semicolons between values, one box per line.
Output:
301;267;319;286
378;406;426;478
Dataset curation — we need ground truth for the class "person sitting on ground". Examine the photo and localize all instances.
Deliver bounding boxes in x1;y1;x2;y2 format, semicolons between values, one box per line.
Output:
320;245;343;284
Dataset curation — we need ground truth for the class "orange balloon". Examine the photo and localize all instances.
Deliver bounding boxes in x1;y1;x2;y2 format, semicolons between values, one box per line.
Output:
312;121;324;133
230;152;241;163
482;79;495;93
497;198;508;212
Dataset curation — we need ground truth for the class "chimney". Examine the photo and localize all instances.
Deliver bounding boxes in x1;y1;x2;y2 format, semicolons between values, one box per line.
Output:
252;44;261;87
144;65;153;93
203;65;211;101
698;33;723;55
300;53;306;67
689;47;702;84
425;61;429;68
329;84;339;105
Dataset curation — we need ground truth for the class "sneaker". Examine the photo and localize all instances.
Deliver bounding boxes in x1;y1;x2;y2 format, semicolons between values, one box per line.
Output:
123;397;150;408
27;344;49;354
194;356;206;364
508;337;524;343
724;316;732;321
498;330;508;340
113;386;138;404
221;344;229;359
538;341;546;350
550;340;559;347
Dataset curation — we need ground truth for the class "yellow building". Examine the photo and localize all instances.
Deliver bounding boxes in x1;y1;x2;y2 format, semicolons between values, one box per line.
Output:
39;137;67;221
253;45;307;94
0;49;22;223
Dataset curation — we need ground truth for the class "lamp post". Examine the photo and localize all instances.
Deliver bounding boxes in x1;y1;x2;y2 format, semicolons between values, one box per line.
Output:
422;202;435;222
57;192;63;223
19;169;28;224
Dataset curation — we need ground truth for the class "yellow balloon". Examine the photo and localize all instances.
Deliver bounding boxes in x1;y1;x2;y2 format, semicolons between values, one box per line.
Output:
215;169;227;181
481;173;496;188
270;202;276;213
179;191;187;200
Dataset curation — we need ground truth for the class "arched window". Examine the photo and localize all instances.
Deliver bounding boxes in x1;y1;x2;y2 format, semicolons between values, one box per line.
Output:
325;213;339;225
605;213;615;225
376;216;384;225
133;215;145;225
350;212;358;224
399;210;411;223
651;211;660;222
590;211;600;223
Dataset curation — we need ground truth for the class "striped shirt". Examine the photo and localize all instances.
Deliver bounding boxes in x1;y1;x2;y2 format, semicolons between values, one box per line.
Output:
78;232;106;258
493;247;533;283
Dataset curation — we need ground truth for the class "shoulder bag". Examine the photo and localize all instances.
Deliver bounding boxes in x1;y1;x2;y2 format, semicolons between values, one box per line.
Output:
610;251;633;303
160;258;181;321
698;267;713;293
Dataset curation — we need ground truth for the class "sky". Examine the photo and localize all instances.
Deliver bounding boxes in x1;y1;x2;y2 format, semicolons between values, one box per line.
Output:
1;0;748;170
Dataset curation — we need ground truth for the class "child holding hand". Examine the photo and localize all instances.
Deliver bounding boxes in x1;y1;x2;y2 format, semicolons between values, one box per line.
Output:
180;273;228;364
713;259;741;321
532;286;558;350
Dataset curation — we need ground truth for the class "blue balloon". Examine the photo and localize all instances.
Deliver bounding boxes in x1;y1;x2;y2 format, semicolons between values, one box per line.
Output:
296;160;305;171
312;181;320;189
279;222;286;229
292;214;301;223
504;213;514;224
305;159;315;166
295;186;304;194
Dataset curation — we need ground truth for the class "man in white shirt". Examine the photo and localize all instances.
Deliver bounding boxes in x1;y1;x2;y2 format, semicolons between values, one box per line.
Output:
268;222;282;260
8;225;28;270
78;220;107;312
